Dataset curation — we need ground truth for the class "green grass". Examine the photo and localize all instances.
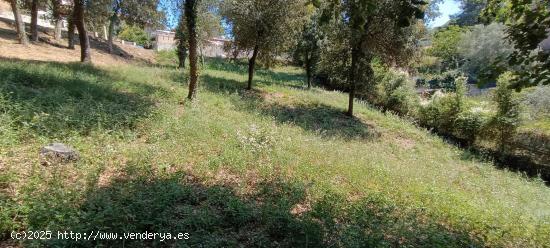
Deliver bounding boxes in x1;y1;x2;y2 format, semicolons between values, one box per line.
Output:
1;57;550;247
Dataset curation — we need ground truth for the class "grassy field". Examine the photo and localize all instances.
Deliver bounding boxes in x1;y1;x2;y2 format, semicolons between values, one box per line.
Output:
1;56;550;247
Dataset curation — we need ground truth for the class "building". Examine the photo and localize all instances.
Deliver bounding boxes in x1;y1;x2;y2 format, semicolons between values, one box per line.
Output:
152;30;176;51
150;30;231;58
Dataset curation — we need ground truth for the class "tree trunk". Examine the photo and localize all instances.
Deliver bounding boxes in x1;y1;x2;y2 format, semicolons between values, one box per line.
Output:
52;0;62;40
9;0;29;45
54;20;63;40
305;53;312;89
347;46;359;117
199;45;205;66
247;44;259;90
67;16;75;49
178;47;187;69
107;13;117;54
30;0;38;42
73;0;91;62
185;0;199;100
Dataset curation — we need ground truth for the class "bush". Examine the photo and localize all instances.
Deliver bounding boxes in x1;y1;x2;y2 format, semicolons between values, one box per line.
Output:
418;76;476;139
118;25;152;47
453;108;491;145
426;70;463;91
488;72;521;153
376;69;419;116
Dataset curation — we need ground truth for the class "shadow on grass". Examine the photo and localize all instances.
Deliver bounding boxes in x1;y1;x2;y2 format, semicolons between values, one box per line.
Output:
0;57;162;138
201;74;377;140
264;102;378;140
203;58;305;87
0;18;18;41
22;170;483;247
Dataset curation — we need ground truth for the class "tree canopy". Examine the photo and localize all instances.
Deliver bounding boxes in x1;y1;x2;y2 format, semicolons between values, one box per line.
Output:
222;0;310;89
483;0;550;89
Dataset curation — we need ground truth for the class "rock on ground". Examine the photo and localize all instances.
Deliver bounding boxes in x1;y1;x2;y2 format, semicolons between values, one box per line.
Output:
40;143;79;165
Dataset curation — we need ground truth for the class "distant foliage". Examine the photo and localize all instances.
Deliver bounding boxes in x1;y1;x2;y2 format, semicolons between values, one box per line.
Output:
524;85;550;118
459;23;514;84
483;0;550;89
450;0;487;26
424;69;463;91
118;25;151;47
427;25;466;70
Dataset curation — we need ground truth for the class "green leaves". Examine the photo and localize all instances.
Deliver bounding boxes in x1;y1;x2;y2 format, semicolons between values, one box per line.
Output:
483;0;550;89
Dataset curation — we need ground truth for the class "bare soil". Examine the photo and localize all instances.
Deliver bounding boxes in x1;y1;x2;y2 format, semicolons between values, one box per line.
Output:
0;17;157;66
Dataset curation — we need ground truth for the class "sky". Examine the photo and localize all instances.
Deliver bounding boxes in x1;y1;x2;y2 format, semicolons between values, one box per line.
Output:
428;0;462;28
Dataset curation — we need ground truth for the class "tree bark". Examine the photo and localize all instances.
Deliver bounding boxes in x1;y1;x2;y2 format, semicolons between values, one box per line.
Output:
305;53;312;89
73;0;91;62
9;0;29;45
247;44;259;90
52;0;62;40
30;0;38;42
185;0;199;100
178;47;187;69
67;16;75;49
107;12;117;54
54;20;63;40
347;46;359;117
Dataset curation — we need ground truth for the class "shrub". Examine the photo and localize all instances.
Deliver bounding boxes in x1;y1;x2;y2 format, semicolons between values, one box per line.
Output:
118;25;152;47
453;108;491;145
524;85;550;119
419;76;468;133
376;70;419;116
426;69;463;91
488;72;521;153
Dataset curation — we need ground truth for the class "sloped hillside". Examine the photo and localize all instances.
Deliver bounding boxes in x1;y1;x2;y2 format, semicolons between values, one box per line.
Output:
0;17;156;66
0;56;549;246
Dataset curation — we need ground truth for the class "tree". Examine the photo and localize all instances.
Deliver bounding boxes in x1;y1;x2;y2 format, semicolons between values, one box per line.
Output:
175;16;188;69
30;0;39;41
196;0;223;64
428;25;465;70
483;0;550;89
51;0;63;40
490;72;520;153
8;0;29;45
223;0;309;90
451;0;487;26
185;0;199;100
318;0;426;116
86;0;162;53
68;12;76;49
458;23;514;84
295;14;322;89
72;0;91;62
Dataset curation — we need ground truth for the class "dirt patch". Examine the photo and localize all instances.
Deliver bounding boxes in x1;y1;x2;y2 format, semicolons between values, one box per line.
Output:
394;136;416;150
261;92;286;102
0;1;9;12
0;18;156;66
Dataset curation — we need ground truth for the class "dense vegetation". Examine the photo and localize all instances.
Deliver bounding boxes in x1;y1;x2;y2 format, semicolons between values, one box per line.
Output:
1;0;549;247
1;57;549;247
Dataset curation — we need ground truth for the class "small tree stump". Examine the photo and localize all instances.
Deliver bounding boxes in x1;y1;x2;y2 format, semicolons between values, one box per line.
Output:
39;143;79;165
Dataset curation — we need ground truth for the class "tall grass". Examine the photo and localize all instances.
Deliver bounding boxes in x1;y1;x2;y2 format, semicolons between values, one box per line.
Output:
1;57;549;247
